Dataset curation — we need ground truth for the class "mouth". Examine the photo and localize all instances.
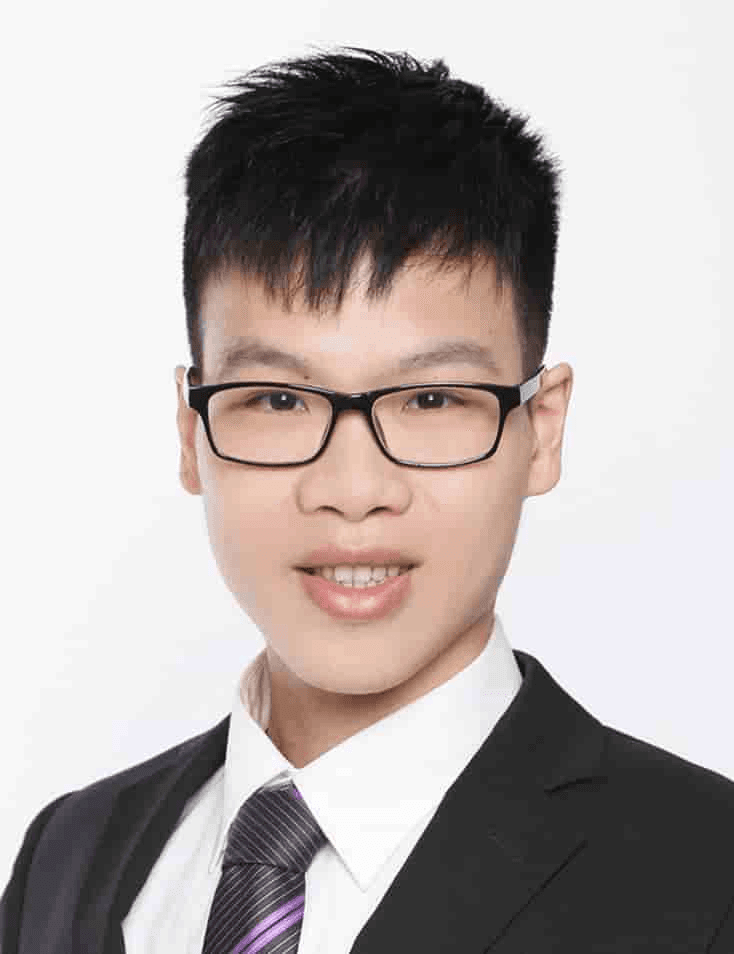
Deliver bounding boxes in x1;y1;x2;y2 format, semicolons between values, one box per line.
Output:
296;561;416;619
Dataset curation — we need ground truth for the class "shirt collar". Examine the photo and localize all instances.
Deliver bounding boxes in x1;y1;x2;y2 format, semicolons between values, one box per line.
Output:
211;613;522;891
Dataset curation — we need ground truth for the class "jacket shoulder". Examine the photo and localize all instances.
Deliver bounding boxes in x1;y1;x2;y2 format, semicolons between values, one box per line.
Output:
597;723;734;881
28;716;229;847
603;723;734;804
1;716;229;951
0;792;73;953
591;725;734;943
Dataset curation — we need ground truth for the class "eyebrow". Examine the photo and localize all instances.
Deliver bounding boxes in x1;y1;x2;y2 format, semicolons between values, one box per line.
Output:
213;335;502;380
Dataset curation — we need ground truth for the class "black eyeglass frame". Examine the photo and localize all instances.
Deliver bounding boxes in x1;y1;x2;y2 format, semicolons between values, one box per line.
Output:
182;363;546;469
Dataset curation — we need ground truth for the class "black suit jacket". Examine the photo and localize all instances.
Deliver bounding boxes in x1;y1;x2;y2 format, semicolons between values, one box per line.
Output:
2;649;734;953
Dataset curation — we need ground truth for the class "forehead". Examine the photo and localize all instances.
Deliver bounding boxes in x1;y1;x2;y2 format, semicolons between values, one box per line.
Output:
199;256;521;384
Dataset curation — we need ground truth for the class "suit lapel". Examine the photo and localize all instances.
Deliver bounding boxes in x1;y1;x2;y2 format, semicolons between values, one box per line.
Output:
349;650;608;953
72;716;230;954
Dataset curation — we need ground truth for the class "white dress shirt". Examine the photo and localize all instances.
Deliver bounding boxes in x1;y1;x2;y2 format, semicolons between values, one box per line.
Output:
122;613;523;953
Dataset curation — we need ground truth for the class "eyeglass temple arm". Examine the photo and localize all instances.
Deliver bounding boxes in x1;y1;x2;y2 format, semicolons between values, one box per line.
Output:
519;365;545;404
182;366;193;407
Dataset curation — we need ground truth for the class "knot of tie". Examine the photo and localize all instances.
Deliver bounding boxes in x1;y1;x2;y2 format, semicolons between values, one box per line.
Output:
224;781;327;874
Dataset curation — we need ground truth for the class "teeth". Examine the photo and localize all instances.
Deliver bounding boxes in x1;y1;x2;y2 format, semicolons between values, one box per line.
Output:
310;564;410;586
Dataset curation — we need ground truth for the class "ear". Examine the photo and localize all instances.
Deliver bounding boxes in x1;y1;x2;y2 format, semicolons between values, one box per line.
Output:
174;365;203;495
524;363;574;498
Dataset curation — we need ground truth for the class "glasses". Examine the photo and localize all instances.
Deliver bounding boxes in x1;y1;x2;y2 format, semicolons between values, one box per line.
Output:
182;364;545;468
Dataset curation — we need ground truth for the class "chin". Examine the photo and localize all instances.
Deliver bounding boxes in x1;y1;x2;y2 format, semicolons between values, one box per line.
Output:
290;652;423;698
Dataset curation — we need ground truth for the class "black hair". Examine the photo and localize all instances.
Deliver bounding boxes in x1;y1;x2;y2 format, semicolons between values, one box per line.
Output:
183;46;562;382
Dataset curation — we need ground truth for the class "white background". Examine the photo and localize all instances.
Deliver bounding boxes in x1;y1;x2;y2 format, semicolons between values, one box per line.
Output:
2;1;732;886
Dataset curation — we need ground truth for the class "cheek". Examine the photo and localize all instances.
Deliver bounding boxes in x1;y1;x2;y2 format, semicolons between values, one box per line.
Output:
435;473;524;568
438;467;518;523
199;470;284;584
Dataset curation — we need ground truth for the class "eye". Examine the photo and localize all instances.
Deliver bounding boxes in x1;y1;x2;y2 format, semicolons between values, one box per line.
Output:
244;390;307;412
404;390;465;411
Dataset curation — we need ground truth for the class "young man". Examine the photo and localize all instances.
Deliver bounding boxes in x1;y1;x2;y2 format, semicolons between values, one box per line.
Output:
2;46;733;954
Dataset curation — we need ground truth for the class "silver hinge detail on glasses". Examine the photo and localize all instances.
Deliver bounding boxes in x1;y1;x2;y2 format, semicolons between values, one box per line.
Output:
519;368;543;404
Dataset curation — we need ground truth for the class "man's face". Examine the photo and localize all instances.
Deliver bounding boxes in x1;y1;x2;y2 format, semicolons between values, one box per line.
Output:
175;256;572;712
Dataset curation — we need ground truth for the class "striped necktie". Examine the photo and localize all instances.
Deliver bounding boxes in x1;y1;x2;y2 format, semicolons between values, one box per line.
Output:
202;781;327;954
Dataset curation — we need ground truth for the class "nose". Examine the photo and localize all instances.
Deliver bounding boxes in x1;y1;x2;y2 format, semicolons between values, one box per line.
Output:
295;403;411;519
